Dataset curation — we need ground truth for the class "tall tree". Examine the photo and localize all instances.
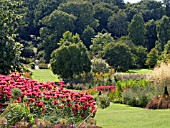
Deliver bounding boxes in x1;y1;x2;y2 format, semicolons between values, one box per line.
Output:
40;10;76;62
103;42;134;71
107;10;128;38
58;31;82;46
146;48;158;68
156;15;170;51
144;19;157;51
163;0;170;16
58;1;98;35
94;2;117;32
128;13;146;46
90;32;114;57
0;0;23;74
81;26;95;49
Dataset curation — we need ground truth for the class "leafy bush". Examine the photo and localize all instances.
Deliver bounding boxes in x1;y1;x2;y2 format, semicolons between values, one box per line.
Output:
122;85;157;107
91;58;110;73
29;62;35;69
1;103;34;127
97;94;110;109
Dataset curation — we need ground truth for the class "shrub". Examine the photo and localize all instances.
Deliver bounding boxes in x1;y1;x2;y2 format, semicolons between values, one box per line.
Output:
1;103;34;127
97;94;110;109
114;73;147;81
29;62;35;69
91;58;110;73
152;63;170;87
122;85;157;107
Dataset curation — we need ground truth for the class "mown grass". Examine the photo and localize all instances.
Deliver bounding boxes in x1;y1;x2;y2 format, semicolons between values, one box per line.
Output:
95;103;170;128
32;69;59;82
128;69;153;74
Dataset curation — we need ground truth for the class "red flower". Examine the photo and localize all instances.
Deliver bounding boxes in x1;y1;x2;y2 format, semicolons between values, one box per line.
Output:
37;101;44;107
60;105;64;109
52;100;58;105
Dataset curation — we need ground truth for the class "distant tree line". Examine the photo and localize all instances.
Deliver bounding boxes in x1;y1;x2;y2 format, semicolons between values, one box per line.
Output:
1;0;170;79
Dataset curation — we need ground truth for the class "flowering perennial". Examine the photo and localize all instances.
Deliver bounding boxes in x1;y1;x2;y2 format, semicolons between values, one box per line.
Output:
0;72;97;120
95;86;116;92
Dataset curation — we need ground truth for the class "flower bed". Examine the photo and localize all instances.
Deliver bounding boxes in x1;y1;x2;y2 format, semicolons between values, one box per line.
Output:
0;72;97;126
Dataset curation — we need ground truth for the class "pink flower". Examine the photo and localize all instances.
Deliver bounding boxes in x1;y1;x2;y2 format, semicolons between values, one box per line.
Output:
37;101;44;107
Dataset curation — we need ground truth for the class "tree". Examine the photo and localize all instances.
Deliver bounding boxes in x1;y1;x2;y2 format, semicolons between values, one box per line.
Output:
132;45;147;68
58;1;98;35
0;0;23;74
93;2;117;32
90;32;114;57
81;26;95;49
50;43;91;79
156;15;170;51
146;48;158;68
128;13;146;46
163;0;170;16
103;42;134;71
144;19;157;51
107;10;128;38
161;40;170;63
58;31;82;46
40;10;76;62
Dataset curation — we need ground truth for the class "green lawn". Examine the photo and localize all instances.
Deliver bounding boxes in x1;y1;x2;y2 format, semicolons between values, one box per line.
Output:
128;69;153;74
32;69;59;82
95;103;170;128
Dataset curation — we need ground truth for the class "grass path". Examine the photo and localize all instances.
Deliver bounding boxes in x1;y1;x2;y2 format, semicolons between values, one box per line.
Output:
128;69;153;74
95;103;170;128
32;69;59;82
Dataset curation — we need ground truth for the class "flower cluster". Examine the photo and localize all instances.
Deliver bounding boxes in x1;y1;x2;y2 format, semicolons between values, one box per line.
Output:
0;72;97;121
94;86;116;92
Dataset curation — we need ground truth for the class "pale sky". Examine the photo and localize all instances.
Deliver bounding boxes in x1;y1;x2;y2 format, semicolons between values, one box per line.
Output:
124;0;162;3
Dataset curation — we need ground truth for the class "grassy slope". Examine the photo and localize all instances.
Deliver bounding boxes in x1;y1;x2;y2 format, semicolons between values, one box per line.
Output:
95;103;170;128
32;69;59;83
128;69;153;74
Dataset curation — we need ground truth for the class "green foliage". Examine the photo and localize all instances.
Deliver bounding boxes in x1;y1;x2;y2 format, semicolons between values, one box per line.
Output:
38;63;48;69
103;42;134;71
144;19;157;51
51;43;91;79
40;10;76;62
132;45;147;68
163;0;170;16
58;1;99;34
91;58;110;73
11;88;22;100
97;94;110;109
0;0;23;74
128;13;146;46
93;2;116;32
107;10;128;37
58;31;82;46
81;26;95;49
146;48;158;68
29;62;35;69
90;32;114;57
122;86;157;107
156;15;170;51
1;103;34;127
